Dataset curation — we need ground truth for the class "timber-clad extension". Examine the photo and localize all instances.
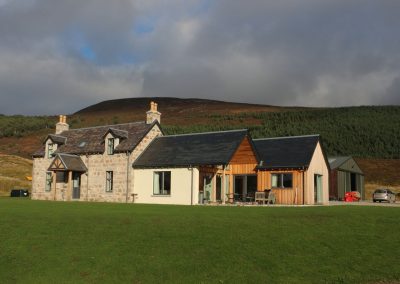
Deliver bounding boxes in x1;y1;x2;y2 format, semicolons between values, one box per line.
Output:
32;102;330;205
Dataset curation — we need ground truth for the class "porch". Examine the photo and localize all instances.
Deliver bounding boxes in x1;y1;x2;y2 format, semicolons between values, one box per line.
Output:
47;153;87;201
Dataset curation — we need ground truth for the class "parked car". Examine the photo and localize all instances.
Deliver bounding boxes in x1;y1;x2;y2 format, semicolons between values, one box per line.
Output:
10;189;30;197
372;189;396;203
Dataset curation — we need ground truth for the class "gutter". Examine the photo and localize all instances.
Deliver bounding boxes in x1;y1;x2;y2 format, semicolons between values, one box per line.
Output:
302;170;305;205
126;151;130;203
86;153;89;201
190;165;194;205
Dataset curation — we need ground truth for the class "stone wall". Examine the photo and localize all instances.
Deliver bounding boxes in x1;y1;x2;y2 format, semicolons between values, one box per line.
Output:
31;124;163;203
31;157;53;200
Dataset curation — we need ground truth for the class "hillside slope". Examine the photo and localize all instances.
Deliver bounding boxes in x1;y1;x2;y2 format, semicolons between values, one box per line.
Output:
0;97;398;193
0;98;399;160
73;97;302;126
0;154;32;196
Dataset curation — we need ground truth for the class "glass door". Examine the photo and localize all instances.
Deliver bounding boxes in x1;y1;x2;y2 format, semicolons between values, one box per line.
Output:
72;172;81;200
314;174;323;204
204;176;213;202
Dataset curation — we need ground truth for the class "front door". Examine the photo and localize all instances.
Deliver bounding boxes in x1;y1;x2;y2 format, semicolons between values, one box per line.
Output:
72;172;81;200
314;174;323;204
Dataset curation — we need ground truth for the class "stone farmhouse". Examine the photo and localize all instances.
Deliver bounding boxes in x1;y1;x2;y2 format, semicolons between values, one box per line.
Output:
32;102;330;205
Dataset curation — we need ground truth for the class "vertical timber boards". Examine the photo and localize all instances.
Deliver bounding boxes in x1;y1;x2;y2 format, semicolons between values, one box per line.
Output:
257;170;304;205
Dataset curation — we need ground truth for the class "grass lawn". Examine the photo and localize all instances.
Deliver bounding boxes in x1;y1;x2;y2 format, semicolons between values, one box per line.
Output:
0;199;399;283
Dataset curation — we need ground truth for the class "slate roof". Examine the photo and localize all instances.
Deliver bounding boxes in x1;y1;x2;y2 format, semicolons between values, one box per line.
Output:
46;134;67;145
103;128;128;139
48;153;88;172
33;121;159;157
133;129;249;168
328;156;351;170
254;135;320;170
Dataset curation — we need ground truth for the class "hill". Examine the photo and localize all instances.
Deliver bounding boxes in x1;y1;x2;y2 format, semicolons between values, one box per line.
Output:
0;97;398;193
0;97;302;157
1;98;399;159
0;154;32;196
73;97;303;126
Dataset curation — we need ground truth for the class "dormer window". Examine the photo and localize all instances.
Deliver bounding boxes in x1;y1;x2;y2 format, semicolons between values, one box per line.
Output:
107;138;115;155
47;143;55;158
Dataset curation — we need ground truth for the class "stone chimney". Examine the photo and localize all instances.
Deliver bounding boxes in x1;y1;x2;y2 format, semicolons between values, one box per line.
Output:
146;101;161;124
55;115;69;134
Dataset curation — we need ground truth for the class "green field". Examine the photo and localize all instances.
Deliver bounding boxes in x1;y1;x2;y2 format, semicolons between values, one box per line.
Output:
0;199;399;283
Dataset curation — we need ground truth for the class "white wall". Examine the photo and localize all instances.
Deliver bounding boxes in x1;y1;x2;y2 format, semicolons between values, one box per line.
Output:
305;141;330;205
133;167;199;205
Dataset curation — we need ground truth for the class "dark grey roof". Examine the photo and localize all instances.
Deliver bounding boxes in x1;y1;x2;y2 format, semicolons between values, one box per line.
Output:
328;156;351;170
33;121;160;157
328;156;363;174
133;129;249;168
45;134;67;145
103;128;129;139
254;135;320;169
48;153;88;172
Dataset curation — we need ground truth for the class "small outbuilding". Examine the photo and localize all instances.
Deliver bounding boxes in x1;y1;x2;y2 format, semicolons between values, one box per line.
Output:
328;156;365;200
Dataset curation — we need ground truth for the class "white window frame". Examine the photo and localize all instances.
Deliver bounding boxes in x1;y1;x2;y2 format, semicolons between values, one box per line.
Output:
47;143;54;158
106;171;113;192
271;173;293;189
107;138;115;155
153;171;171;196
45;172;52;192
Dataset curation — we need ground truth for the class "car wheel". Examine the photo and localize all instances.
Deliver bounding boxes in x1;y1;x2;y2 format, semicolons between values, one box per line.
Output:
373;200;376;203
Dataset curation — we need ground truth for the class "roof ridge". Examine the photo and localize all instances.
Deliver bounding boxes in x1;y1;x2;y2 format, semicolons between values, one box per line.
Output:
57;153;80;157
49;134;66;138
108;127;129;132
254;134;320;141
63;121;145;132
159;129;248;138
328;156;351;159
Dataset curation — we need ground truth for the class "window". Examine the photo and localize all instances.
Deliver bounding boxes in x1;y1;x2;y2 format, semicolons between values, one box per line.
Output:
107;138;115;155
106;171;113;192
153;171;171;195
56;172;68;183
271;173;293;188
45;172;52;191
47;143;54;158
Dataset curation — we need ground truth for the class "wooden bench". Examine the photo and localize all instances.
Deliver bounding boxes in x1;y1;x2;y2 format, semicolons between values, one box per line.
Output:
255;191;275;205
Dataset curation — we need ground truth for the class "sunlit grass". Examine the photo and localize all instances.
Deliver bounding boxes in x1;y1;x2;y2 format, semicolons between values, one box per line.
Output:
0;199;399;283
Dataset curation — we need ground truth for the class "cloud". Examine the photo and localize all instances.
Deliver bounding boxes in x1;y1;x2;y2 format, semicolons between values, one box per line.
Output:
0;0;399;114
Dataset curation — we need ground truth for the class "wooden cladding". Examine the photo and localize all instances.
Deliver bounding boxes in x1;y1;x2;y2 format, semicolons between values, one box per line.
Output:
48;156;65;171
230;163;258;175
257;170;305;205
197;136;307;205
230;137;258;164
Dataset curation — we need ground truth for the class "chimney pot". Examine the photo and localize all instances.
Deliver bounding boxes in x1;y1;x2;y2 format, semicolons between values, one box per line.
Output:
56;115;69;134
146;101;161;124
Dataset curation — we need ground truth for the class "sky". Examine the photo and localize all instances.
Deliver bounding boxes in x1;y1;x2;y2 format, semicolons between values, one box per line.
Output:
0;0;399;115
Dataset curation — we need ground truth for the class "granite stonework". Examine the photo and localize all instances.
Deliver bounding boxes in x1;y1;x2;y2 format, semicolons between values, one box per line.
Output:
31;103;163;203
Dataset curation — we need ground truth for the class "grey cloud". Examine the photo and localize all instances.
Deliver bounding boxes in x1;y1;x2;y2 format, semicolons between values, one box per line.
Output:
0;0;399;114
